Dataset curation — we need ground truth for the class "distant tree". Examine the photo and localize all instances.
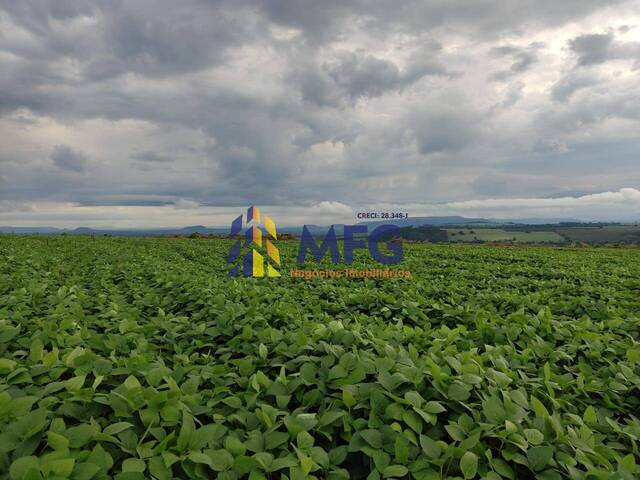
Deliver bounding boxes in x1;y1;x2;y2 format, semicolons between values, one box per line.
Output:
376;225;448;243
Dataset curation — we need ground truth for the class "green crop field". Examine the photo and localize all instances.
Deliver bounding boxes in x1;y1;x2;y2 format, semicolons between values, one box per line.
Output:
1;236;639;480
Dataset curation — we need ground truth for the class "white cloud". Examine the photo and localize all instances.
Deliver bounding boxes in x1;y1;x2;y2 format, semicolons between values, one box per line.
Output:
2;189;640;228
370;188;640;221
309;201;353;215
445;188;640;209
173;198;201;209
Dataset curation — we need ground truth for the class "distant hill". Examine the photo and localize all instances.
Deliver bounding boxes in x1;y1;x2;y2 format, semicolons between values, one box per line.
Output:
0;226;63;233
360;216;587;228
499;218;582;225
0;225;231;236
0;216;622;237
359;216;491;228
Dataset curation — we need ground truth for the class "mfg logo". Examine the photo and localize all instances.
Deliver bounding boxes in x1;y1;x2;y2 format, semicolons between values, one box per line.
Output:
298;224;402;265
227;206;403;277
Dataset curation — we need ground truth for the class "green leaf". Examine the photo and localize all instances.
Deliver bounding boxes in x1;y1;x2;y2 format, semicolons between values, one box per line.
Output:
319;410;345;426
342;389;356;408
402;410;423;433
225;436;246;456
297;431;314;449
461;374;482;385
527;446;553;471
72;463;101;480
205;449;234;471
583;406;597;424
329;446;348;465
49;458;75;476
188;451;214;468
65;424;96;448
122;458;146;473
104;422;134;436
404;391;424;407
460;451;478;479
524;429;544;445
530;396;550;418
10;456;40;480
0;432;19;453
30;339;44;363
423;401;446;414
419;435;441;459
47;431;69;451
0;358;17;374
177;411;195;453
394;436;409;464
123;376;141;390
271;455;298;471
64;375;86;391
360;429;383;449
448;383;471;401
619;454;636;473
300;454;314;475
87;443;113;471
383;465;408;478
284;413;317;436
311;446;330;468
148;457;171;480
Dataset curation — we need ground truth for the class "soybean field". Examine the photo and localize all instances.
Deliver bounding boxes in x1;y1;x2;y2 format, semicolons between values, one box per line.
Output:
0;236;639;480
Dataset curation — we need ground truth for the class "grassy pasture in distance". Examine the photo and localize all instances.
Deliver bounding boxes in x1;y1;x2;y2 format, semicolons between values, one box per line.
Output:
0;235;639;479
556;225;640;244
446;229;564;243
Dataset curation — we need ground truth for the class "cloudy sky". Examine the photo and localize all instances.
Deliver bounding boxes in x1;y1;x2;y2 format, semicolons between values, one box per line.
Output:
1;0;639;227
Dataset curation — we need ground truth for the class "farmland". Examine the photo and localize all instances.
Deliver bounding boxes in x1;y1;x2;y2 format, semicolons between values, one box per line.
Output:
445;230;564;244
555;226;640;245
1;236;639;480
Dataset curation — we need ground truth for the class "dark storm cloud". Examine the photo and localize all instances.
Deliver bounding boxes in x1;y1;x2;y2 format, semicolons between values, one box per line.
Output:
471;175;509;196
569;33;615;66
0;0;257;116
293;51;448;106
83;2;253;80
260;0;628;40
0;0;638;215
325;52;447;100
130;152;173;163
569;31;640;67
489;81;525;112
259;0;351;42
489;44;541;81
50;145;88;172
551;72;602;102
411;111;482;155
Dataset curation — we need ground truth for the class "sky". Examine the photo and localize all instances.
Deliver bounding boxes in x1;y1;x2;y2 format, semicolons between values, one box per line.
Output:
1;0;639;227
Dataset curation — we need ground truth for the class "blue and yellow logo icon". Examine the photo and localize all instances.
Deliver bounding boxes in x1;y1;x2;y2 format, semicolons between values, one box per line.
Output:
227;206;281;277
